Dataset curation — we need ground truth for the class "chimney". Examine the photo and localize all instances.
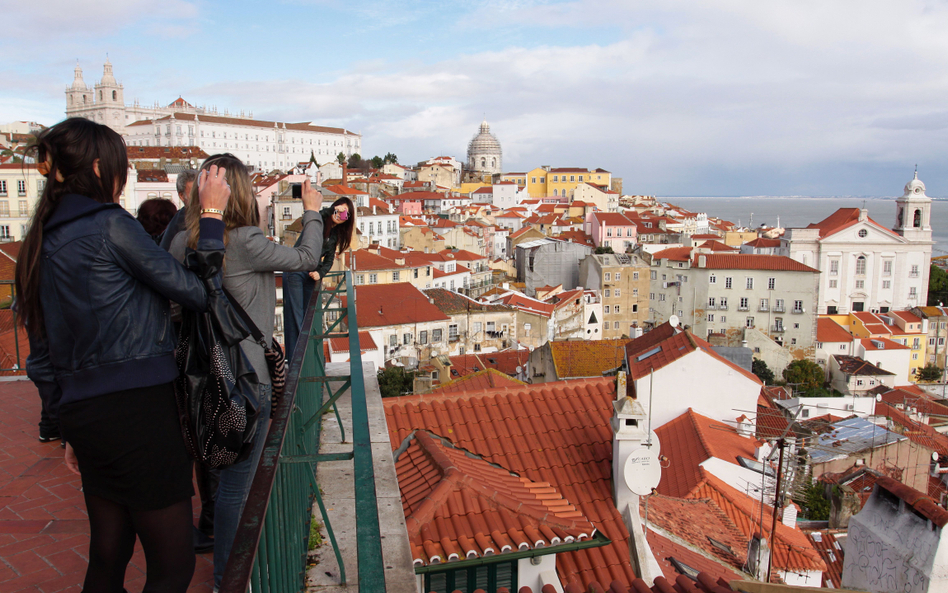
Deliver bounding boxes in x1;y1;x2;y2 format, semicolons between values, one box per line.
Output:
858;208;868;222
342;163;348;185
698;255;707;268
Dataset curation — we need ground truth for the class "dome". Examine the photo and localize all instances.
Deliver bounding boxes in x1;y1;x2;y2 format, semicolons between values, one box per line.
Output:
467;120;502;174
904;170;926;196
70;63;87;90
100;59;117;86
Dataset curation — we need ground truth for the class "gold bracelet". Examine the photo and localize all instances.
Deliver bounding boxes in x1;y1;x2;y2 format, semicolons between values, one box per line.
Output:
201;208;225;216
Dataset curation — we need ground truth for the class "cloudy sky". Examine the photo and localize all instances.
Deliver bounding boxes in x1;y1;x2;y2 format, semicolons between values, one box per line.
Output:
3;0;948;196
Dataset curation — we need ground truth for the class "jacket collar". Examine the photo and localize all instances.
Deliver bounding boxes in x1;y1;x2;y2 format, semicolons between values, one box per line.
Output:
44;194;123;232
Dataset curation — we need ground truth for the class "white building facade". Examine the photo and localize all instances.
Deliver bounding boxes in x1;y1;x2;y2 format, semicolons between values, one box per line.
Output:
780;174;933;315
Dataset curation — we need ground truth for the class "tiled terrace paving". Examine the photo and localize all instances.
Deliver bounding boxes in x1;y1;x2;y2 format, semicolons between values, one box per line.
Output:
0;378;215;593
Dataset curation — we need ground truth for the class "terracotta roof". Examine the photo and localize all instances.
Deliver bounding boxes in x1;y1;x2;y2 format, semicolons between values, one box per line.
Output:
651;247;692;262
874;475;948;528
555;230;595;247
384;377;640;589
692;254;819;273
698;240;737;252
859;337;908;351
135;169;169;182
816;318;852;343
352;283;449;327
889;310;923;324
323;183;367;195
446;351;529;379
805;207;899;240
626;329;762;386
804;530;846;588
327;331;378;354
690;472;826;573
644;495;749;578
833;355;895;376
655;408;761;499
591;212;635;226
349;250;400;271
875;400;948;456
394;430;596;566
549;339;632;378
743;238;781;248
878;385;948;419
493;293;555;318
0;241;22;262
423;288;511;314
428;368;526;394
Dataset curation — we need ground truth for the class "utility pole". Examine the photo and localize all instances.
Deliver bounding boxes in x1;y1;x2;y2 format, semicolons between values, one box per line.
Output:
767;438;787;584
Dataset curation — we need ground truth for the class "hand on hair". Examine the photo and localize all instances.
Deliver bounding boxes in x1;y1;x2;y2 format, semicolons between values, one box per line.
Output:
198;164;231;218
301;182;323;212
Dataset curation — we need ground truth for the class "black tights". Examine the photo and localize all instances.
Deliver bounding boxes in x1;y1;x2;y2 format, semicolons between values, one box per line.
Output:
83;493;195;593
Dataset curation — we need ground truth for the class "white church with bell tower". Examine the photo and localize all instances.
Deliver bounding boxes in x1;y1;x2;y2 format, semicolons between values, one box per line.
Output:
781;172;933;315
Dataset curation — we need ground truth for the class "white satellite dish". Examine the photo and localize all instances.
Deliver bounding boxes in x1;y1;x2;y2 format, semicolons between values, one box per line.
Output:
624;447;662;495
516;365;523;374
669;315;680;328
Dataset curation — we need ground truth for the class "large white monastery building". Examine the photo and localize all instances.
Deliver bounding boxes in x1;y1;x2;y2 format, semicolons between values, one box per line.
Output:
66;60;361;172
780;173;933;315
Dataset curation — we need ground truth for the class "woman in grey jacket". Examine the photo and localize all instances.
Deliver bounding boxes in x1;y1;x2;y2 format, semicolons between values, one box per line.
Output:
170;153;324;588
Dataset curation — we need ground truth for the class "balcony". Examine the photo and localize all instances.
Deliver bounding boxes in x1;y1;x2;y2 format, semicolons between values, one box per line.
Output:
771;325;786;333
738;305;750;312
758;305;769;312
791;308;804;314
910;271;920;278
221;271;413;593
718;303;729;310
773;305;785;313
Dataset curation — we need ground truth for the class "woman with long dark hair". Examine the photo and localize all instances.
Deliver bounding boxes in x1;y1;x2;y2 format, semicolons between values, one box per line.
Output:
169;153;324;589
15;117;231;592
283;195;355;355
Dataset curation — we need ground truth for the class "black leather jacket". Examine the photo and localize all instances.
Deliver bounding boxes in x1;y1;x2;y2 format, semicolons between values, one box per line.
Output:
37;194;224;406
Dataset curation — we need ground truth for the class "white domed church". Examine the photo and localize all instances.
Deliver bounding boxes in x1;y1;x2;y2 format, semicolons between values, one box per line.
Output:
466;120;502;176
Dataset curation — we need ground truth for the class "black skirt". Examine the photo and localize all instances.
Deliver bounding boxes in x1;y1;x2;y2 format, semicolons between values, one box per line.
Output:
59;382;194;510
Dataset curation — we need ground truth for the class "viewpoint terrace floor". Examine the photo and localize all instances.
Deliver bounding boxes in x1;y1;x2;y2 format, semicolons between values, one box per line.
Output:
0;378;215;593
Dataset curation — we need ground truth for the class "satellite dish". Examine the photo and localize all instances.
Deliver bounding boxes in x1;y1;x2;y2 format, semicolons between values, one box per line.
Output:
746;536;761;576
516;365;523;374
624;447;662;495
669;315;680;328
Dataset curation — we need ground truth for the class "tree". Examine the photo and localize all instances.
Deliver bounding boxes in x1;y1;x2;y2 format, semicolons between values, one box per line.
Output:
930;264;948;306
752;358;775;385
347;153;363;169
383;152;398;165
336;152;346;165
799;476;830;521
377;366;416;398
782;359;824;392
309;150;318;165
916;363;944;383
371;155;384;169
594;245;614;254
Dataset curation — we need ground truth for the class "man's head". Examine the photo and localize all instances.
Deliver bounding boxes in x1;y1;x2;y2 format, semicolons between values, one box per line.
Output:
176;169;198;206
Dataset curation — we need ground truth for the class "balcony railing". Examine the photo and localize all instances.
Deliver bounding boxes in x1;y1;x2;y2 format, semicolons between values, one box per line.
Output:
0;281;25;374
792;308;804;314
773;305;785;313
718;303;729;310
758;304;769;312
221;270;387;593
771;325;785;333
738;305;750;312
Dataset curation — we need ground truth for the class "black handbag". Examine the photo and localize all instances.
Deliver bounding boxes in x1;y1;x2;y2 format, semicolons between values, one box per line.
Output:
221;287;287;418
173;250;262;469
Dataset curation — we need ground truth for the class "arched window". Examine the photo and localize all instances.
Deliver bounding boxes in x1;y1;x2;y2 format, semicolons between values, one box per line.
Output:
481;157;486;168
112;90;116;100
914;209;921;227
491;158;496;168
99;91;102;101
553;189;558;196
855;256;866;275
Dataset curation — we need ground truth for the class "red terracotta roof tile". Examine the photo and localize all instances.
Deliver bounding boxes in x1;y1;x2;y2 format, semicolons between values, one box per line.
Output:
651;247;692;262
384;377;640;590
446;351;529;379
327;331;378;354
352;283;450;327
806;207;899;240
549;339;632;378
428;368;526;394
692;254;819;273
816;318;852;343
804;530;846;588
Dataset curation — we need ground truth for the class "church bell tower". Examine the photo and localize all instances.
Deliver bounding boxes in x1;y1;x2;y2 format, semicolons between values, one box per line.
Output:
894;170;933;243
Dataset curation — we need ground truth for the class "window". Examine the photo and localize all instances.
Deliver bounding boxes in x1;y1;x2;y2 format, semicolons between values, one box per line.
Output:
604;289;611;297
17;180;26;195
605;305;611;314
856;379;863;386
448;324;459;342
913;337;921;350
486;321;496;332
883;260;892;276
615;273;621;280
570;175;575;181
0;180;6;194
0;202;8;217
614;321;620;329
633;288;638;297
913;353;919;360
746;277;754;289
791;338;797;345
650;270;656;280
855;280;864;289
707;313;714;322
855;256;866;275
614;289;621;297
774;298;784;312
17;200;27;217
709;275;716;284
911;264;920;277
553;175;558;182
403;333;411;345
830;260;839;276
768;277;775;290
829;280;838;288
607;228;613;237
910;287;918;298
356;274;364;284
708;297;716;307
746;317;754;328
389;334;397;348
393;270;400;282
633;272;639;280
739;297;749;310
369;273;378;284
725;277;732;289
0;226;10;240
432;328;442;342
614;305;620;314
523;323;532;336
759;298;768;310
659;294;666;301
418;330;428;344
720;297;727;309
882;280;891;289
793;300;803;313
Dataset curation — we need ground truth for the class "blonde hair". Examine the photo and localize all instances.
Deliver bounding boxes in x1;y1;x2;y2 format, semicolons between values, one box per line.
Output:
185;153;259;250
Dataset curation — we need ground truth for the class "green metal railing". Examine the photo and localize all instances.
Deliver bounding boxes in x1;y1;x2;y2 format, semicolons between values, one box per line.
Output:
0;280;26;374
220;270;386;593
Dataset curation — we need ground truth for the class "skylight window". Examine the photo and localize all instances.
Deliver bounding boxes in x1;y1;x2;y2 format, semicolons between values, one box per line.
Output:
707;537;735;557
636;346;661;362
667;557;699;580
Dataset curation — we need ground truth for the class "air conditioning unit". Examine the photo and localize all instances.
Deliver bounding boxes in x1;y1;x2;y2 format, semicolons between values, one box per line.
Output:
845;404;854;411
